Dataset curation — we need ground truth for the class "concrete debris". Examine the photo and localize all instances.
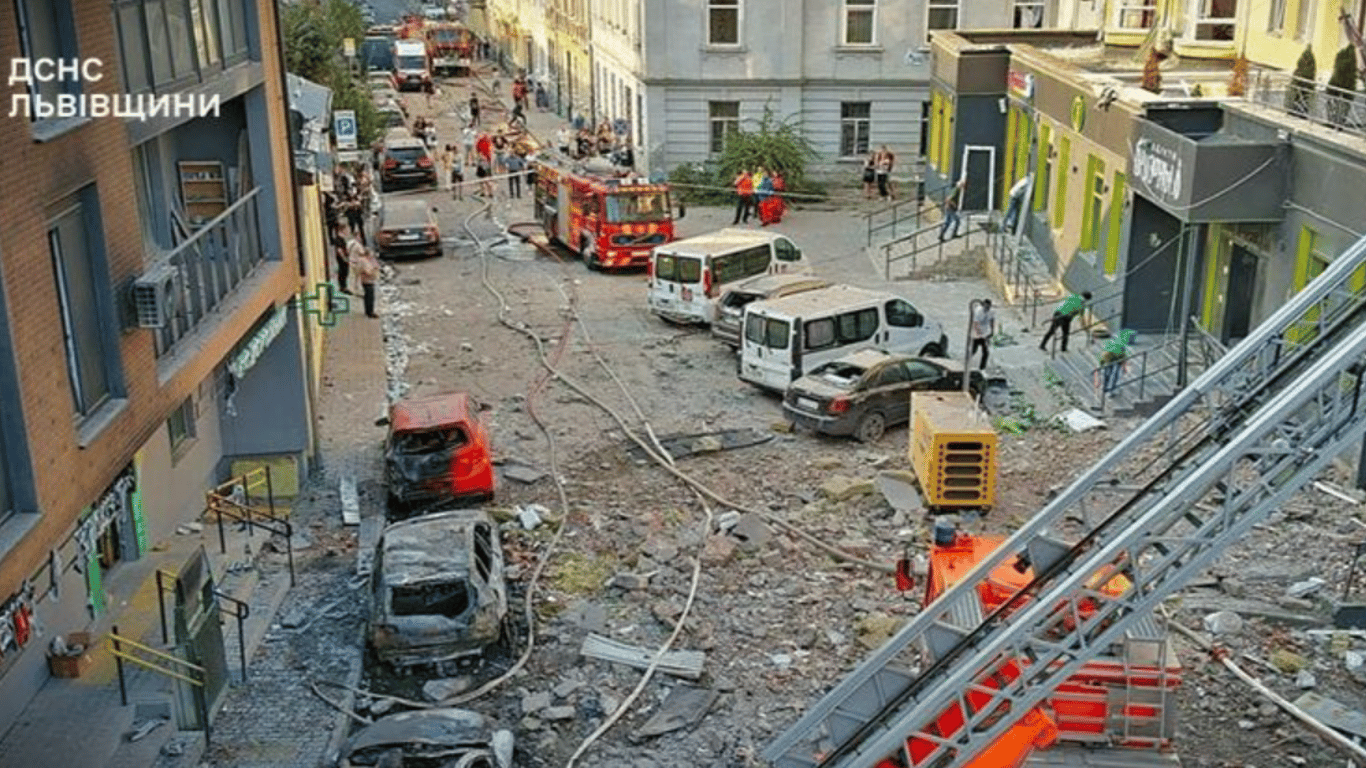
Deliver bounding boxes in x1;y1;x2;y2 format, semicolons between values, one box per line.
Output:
714;510;742;532
856;613;903;650
729;513;772;551
700;535;736;566
516;504;546;530
1202;611;1244;636
522;690;552;714
159;742;184;757
1335;604;1366;629
770;653;793;670
632;686;719;739
811;456;843;470
1057;408;1106;433
423;677;472;701
1237;719;1257;730
821;474;875;502
1286;577;1326;599
503;463;547;484
562;601;608;634
609;572;652;591
625;428;774;461
875;471;923;512
127;718;167;742
1295;670;1317;689
369;697;397;716
580;633;706;680
1293;692;1366;739
339;475;360;526
175;522;203;535
599;693;622;717
492;730;515;768
553;678;582;699
542;705;576;721
460;342;474;352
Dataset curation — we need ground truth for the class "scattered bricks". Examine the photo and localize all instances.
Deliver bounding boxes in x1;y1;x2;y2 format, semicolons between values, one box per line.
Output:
542;705;576;721
701;535;736;566
730;513;772;552
609;572;652;591
821;474;875;502
521;690;552;715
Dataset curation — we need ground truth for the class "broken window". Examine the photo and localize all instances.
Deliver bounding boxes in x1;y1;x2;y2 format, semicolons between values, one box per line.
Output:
393;428;466;455
473;524;493;583
391;580;473;618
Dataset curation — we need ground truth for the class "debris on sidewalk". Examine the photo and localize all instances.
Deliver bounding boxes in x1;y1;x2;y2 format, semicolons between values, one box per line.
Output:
580;633;705;679
625;428;774;462
340;475;360;526
502;462;546;484
876;470;923;513
1056;408;1105;433
126;718;167;743
632;685;720;739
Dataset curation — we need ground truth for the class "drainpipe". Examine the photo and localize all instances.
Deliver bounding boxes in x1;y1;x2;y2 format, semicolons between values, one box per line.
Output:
270;0;321;468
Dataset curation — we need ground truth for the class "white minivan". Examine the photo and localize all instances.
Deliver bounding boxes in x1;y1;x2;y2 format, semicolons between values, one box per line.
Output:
738;285;949;391
647;228;810;325
392;39;432;92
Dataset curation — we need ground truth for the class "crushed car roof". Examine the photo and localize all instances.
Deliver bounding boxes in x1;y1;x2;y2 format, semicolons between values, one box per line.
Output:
390;392;473;432
380;509;487;584
344;707;492;755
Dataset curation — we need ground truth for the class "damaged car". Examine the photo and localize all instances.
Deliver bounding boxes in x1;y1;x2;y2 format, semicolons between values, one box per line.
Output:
370;509;509;670
783;350;986;443
338;707;514;768
384;393;495;518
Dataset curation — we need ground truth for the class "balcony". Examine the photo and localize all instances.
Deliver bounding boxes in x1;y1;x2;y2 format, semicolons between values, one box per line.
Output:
1246;71;1366;143
155;189;267;355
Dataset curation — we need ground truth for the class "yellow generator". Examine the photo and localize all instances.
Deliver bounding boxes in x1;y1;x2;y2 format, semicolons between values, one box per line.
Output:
909;392;998;510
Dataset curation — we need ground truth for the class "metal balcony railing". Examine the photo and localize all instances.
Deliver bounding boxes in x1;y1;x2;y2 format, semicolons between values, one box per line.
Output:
157;189;266;355
1247;71;1366;141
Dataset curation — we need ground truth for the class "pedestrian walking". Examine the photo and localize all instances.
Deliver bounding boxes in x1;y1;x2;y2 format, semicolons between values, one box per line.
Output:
468;92;481;126
1039;290;1093;352
535;81;548;111
348;235;381;318
475;155;493;197
462;124;477;163
330;223;351;295
505;152;526;198
509;101;526;129
732;168;755;225
862;153;877;200
939;180;965;241
970;299;996;370
1003;173;1030;233
875;145;895;200
1095;330;1136;395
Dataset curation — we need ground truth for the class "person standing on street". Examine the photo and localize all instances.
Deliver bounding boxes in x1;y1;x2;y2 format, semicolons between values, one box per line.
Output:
330;223;351;295
468;92;481;126
862;152;877;200
349;235;381;319
939;179;965;241
504;152;526;198
875;145;896;200
733;168;754;225
970;299;996;370
556;125;572;156
1040;290;1093;352
1003;173;1031;233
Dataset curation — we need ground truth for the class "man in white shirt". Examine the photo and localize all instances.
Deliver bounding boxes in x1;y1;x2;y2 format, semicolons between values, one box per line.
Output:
970;299;996;370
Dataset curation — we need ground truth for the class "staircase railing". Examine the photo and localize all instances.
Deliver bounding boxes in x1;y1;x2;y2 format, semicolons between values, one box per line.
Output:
864;180;954;247
107;625;210;749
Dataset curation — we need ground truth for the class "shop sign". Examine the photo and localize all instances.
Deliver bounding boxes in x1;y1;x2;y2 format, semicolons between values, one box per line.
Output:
1132;136;1184;205
1008;70;1035;99
228;306;288;381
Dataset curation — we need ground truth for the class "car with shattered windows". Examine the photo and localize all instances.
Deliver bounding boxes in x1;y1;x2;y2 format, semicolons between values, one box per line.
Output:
338;707;514;768
369;509;509;671
384;393;495;518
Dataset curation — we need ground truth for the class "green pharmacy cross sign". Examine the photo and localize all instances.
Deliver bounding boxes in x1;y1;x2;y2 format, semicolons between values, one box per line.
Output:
299;283;350;326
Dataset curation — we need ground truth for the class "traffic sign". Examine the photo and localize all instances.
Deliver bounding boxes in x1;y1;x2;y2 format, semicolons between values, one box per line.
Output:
333;109;357;150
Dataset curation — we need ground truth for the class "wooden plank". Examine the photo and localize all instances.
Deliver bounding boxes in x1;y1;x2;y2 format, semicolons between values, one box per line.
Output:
580;633;705;680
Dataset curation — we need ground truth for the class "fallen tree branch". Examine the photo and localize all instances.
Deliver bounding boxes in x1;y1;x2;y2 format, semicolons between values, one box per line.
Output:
1162;610;1366;763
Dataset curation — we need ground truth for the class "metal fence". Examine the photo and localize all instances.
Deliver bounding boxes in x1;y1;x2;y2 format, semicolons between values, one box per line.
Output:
1247;71;1366;139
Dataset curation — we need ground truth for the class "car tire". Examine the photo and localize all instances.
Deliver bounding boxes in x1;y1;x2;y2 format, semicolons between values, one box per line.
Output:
854;412;886;443
919;343;944;357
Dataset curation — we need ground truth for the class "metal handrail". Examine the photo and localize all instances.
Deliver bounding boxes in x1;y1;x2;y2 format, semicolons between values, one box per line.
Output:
864;180;954;246
881;217;986;280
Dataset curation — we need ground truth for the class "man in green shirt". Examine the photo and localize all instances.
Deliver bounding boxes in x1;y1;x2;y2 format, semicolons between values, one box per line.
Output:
1039;291;1093;352
1096;329;1135;394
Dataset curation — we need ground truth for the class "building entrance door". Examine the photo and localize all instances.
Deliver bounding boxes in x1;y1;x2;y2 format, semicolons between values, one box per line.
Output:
1223;244;1258;344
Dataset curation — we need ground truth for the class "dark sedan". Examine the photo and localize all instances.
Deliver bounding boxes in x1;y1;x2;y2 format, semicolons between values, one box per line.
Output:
376;199;442;260
783;350;985;443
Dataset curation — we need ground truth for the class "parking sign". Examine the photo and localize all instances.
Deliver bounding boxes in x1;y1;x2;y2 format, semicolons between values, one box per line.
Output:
333;110;357;150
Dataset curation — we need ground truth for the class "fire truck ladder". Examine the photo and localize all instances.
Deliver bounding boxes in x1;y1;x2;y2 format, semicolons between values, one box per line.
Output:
764;232;1366;768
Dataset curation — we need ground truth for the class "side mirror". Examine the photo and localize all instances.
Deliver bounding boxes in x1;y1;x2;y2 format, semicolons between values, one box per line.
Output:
677;201;686;219
374;416;390;427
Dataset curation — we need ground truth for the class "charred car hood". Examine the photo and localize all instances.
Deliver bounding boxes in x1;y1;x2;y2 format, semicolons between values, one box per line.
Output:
344;708;492;755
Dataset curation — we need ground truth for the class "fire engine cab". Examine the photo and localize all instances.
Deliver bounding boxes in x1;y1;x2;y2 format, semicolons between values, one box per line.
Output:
532;157;675;270
425;21;474;75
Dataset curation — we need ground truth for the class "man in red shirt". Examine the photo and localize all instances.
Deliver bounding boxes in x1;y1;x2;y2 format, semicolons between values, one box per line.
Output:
475;132;493;165
733;168;754;225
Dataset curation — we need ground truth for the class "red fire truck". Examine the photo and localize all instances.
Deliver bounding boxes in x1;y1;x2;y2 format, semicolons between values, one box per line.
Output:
532;158;676;270
425;22;474;75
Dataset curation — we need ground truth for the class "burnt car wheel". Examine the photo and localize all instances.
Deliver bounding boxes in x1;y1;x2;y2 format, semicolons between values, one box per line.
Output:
854;412;886;443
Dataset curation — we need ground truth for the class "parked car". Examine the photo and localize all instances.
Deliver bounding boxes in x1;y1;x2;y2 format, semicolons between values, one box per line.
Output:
370;509;509;670
378;133;437;191
383;392;494;514
376;199;442;260
338;707;513;768
782;350;985;442
712;274;831;348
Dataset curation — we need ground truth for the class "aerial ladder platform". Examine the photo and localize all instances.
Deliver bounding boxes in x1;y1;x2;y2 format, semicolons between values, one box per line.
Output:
764;232;1366;768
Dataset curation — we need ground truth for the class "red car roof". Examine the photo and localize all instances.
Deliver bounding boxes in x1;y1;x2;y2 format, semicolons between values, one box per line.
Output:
390;393;475;432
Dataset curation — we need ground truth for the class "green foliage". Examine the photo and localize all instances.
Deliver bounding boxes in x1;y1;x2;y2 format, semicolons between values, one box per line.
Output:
1327;46;1358;127
282;0;382;147
1286;45;1317;117
1141;50;1163;95
666;104;824;205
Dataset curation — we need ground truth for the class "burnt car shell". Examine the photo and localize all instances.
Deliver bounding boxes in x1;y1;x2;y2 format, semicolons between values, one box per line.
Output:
370;510;509;669
385;392;495;515
783;351;985;441
339;707;512;768
711;274;831;348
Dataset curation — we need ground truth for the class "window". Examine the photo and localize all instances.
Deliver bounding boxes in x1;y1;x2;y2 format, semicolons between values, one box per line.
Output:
746;315;790;349
840;102;871;158
713;245;771;284
1116;0;1157;29
1033;123;1051;213
167;397;195;453
843;0;876;45
927;0;959;34
886;299;923;327
774;238;802;262
13;0;80;120
869;364;909;387
49;192;120;418
115;0;248;93
1104;172;1127;277
1267;0;1286;33
1080;155;1106;251
905;360;940;381
707;0;739;45
709;101;740;154
1294;0;1313;41
1053;135;1070;229
808;308;879;350
1192;0;1236;41
806;318;837;350
655;254;702;283
1013;0;1045;27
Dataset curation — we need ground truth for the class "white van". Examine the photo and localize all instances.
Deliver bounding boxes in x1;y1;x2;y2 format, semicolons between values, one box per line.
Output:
647;228;810;325
738;285;949;391
392;40;432;92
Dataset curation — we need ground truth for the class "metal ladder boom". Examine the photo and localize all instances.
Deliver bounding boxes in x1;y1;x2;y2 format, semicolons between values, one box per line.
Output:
764;233;1366;768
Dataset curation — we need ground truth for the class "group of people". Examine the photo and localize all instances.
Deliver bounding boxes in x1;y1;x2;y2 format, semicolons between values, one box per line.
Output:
554;117;635;170
731;166;788;226
323;190;381;320
861;145;897;201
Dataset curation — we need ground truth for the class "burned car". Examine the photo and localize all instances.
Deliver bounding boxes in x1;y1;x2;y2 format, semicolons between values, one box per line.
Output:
370;510;509;670
783;349;985;443
711;273;831;348
339;707;513;768
384;393;495;517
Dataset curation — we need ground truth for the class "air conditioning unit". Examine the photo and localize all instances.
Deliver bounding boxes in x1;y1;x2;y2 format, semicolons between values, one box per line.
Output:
131;262;182;329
